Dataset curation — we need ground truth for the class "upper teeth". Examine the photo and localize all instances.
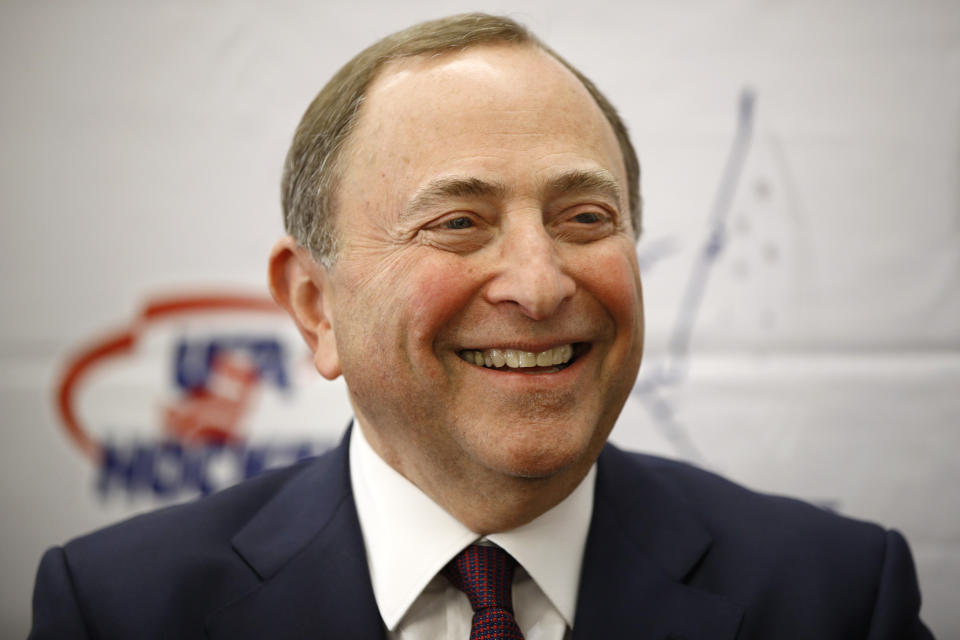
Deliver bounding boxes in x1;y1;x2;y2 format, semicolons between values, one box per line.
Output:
459;345;574;369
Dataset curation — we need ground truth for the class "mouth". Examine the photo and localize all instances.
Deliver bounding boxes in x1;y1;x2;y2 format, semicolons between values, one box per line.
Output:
457;343;587;374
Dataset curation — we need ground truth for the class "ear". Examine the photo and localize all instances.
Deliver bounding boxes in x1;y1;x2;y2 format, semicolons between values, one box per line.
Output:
268;237;342;380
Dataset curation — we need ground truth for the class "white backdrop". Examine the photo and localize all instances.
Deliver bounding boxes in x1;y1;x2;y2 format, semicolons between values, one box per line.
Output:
1;1;958;637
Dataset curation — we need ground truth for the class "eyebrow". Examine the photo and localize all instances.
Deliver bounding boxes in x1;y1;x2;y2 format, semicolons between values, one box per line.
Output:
540;169;623;211
402;168;623;218
403;176;508;218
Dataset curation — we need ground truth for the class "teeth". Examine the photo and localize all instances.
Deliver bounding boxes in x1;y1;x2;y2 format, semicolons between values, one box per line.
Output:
460;344;575;369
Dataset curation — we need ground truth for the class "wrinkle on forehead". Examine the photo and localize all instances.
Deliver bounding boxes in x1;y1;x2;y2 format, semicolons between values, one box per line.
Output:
339;43;629;224
356;45;621;164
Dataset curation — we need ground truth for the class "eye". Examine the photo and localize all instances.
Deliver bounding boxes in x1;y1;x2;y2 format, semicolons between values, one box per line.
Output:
419;212;492;254
572;211;604;224
444;216;475;230
552;206;617;243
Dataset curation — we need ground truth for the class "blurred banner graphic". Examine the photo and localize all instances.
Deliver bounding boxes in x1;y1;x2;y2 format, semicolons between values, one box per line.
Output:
54;293;336;498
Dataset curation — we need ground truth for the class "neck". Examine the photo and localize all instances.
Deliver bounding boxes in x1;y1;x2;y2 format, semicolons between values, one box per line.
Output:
431;467;588;535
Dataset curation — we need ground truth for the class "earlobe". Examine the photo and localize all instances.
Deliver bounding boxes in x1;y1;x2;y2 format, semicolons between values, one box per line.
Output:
267;237;342;380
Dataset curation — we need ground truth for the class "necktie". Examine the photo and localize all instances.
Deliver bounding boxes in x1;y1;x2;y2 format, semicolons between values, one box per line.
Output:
442;544;525;640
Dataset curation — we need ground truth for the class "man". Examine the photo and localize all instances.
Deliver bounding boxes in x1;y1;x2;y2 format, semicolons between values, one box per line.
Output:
30;13;933;639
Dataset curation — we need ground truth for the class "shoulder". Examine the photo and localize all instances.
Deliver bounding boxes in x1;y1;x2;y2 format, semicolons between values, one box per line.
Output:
595;445;931;638
31;448;345;640
65;454;315;561
598;443;883;547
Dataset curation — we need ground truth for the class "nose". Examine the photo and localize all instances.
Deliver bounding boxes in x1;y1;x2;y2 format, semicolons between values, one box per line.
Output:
484;218;576;320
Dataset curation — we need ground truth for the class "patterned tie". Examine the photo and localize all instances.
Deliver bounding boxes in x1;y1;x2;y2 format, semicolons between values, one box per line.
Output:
442;544;525;640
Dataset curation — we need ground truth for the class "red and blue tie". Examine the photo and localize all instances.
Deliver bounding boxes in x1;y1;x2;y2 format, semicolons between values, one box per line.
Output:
442;544;525;640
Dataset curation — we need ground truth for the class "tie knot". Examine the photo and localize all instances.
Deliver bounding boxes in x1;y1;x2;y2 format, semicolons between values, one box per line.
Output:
442;544;518;614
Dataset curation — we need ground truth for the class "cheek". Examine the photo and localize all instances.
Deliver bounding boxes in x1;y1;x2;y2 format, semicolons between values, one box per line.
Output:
404;257;481;346
575;243;644;331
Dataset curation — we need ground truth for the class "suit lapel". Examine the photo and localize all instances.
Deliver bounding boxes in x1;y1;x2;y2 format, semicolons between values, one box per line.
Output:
203;435;742;639
573;445;743;640
206;429;386;640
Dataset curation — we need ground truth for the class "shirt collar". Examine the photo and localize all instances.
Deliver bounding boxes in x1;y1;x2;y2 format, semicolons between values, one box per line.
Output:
349;420;595;631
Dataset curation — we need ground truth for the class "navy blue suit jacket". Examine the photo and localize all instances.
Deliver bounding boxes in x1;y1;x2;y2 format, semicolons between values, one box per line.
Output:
30;433;934;639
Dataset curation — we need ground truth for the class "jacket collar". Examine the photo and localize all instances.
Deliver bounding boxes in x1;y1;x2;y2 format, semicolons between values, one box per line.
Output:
205;428;387;640
204;431;742;639
572;444;744;640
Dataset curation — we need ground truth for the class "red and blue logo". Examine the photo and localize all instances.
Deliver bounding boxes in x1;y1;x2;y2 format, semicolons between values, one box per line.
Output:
55;292;344;498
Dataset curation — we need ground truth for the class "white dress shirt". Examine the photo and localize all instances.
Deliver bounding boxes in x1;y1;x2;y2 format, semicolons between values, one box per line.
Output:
349;421;596;640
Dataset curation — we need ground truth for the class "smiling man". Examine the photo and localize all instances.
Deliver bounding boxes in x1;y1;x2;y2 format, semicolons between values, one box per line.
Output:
270;39;643;540
30;13;932;640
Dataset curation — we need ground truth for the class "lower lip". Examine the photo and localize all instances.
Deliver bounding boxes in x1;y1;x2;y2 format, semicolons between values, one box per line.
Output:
513;365;564;374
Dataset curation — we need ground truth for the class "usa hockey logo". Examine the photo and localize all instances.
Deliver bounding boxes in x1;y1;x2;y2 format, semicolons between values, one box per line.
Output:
55;293;342;498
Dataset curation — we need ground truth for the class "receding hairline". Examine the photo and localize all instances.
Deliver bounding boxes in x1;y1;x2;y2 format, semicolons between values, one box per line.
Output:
345;43;630;217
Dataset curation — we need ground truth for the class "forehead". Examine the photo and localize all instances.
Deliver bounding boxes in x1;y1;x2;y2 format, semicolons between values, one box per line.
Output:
338;44;626;212
371;44;587;114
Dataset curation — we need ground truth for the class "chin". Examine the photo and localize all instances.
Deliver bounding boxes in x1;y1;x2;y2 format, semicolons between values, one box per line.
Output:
473;425;600;480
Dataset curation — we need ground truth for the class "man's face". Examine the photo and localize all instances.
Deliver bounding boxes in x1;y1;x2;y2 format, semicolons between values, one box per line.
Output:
322;44;643;499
